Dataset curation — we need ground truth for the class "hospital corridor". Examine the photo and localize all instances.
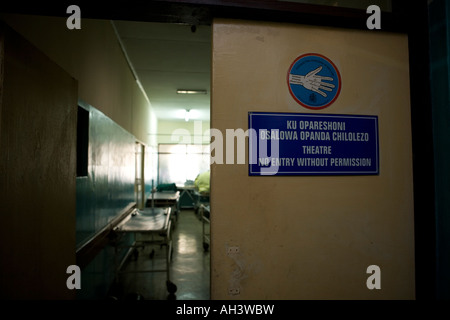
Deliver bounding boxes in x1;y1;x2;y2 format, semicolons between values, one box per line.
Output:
1;1;449;302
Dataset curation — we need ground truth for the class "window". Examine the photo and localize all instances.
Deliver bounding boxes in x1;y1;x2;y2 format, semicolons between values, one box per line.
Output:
158;144;210;185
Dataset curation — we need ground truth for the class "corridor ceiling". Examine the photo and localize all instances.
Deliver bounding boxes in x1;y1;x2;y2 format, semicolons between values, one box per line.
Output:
113;20;211;122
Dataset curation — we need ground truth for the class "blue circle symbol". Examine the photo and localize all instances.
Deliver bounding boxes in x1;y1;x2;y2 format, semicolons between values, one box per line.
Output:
287;53;341;110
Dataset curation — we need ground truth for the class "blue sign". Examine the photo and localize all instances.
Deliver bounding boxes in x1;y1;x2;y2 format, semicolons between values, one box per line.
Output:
287;53;341;110
248;112;379;176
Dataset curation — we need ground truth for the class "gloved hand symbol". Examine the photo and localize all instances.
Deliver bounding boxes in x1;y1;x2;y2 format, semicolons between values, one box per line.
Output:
289;66;335;98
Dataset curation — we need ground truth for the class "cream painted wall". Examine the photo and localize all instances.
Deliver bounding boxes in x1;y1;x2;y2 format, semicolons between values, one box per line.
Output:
211;19;415;299
0;14;157;148
158;119;210;145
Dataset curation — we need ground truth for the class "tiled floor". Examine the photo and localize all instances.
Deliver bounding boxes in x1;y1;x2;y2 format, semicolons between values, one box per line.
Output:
112;209;210;300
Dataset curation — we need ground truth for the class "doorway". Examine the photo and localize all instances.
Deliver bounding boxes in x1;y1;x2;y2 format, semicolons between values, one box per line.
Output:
112;20;212;300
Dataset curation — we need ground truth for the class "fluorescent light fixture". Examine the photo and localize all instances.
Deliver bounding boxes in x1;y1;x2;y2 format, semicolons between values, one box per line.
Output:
185;109;191;122
177;89;207;94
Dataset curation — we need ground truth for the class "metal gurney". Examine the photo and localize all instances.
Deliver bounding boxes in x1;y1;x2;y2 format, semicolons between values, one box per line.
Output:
112;207;177;294
146;191;180;222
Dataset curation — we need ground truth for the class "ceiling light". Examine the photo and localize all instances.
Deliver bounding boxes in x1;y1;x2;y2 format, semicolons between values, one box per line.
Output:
185;109;191;122
177;90;207;95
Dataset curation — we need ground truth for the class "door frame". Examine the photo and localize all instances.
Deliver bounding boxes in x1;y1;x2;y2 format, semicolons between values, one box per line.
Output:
1;0;435;299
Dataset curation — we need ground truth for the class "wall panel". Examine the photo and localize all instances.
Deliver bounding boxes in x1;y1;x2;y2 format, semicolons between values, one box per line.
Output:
0;23;77;299
211;19;415;299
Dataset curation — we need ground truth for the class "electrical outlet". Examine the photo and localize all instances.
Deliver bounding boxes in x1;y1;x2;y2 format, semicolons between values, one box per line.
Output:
227;246;240;255
229;287;240;295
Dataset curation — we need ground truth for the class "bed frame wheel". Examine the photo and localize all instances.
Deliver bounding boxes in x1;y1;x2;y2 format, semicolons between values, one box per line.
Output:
166;280;177;294
203;242;209;252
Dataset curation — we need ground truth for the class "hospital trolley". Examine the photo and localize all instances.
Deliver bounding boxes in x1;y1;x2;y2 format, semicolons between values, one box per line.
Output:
111;207;177;294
